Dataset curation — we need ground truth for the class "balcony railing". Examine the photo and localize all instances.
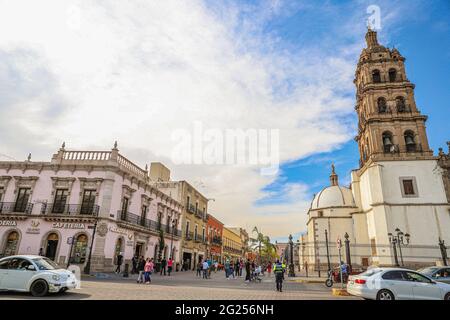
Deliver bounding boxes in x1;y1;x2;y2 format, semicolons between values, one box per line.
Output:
117;211;182;236
41;203;99;216
211;237;222;245
185;231;194;240
0;202;33;214
186;204;196;214
195;210;204;219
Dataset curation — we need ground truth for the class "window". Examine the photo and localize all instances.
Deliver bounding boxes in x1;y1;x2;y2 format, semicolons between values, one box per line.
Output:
400;177;418;197
52;189;68;214
14;188;31;212
382;132;394;153
388;68;397;82
0;258;10;269
202;228;205;241
382;270;404;280
377;97;387;113
404;131;416;152
194;225;198;240
120;197;129;220
3;231;19;256
0;187;3;202
80;190;96;215
195;202;198;214
140;205;147;226
186;196;190;207
404;271;432;283
372;69;381;83
71;234;88;264
396;96;406;112
185;221;190;237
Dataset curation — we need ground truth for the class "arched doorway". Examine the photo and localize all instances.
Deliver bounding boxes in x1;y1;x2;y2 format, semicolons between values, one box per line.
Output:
2;231;20;256
45;233;59;260
71;234;88;264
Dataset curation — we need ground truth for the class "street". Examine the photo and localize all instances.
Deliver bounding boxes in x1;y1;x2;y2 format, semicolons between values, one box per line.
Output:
0;270;359;300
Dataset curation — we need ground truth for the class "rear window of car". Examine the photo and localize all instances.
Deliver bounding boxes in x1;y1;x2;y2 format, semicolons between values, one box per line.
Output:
359;269;382;277
382;271;404;280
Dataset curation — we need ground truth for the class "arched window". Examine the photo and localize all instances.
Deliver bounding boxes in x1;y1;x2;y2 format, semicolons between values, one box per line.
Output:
382;132;394;153
404;130;416;152
45;233;59;260
396;96;406;112
377;97;387;113
388;68;397;82
372;69;381;83
3;231;19;256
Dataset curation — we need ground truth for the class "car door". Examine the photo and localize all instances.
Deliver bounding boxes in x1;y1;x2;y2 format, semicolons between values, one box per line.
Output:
2;258;36;291
404;271;442;300
381;270;414;299
435;268;450;284
0;258;11;289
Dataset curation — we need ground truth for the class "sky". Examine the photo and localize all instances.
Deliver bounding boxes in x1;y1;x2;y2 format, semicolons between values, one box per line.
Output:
0;0;449;242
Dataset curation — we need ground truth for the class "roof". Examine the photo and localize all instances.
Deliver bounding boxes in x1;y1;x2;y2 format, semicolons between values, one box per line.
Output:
311;185;356;210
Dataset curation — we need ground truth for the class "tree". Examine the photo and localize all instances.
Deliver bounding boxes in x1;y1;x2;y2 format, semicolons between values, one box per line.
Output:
250;227;276;264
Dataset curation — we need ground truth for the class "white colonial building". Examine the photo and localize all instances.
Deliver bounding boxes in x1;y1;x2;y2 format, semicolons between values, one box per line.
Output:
0;143;183;272
300;29;450;270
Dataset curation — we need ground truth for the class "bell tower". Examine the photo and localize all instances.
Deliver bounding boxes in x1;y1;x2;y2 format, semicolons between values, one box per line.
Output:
354;29;433;169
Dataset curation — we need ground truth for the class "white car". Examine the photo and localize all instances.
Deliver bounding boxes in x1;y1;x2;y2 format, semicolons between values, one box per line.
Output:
0;255;78;297
347;267;450;300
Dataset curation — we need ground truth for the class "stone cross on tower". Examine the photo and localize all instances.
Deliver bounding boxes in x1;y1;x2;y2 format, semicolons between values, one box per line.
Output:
330;163;339;186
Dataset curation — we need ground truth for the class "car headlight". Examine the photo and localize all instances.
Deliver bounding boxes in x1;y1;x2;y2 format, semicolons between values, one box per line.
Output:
52;275;61;281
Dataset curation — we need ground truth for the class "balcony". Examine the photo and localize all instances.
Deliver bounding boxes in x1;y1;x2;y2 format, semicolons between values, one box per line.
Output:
195;210;204;219
0;202;33;215
41;203;99;216
186;204;196;214
211;237;222;245
185;231;194;240
117;211;182;236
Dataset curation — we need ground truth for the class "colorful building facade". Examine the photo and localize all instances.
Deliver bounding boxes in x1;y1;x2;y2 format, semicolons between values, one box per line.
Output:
206;214;223;263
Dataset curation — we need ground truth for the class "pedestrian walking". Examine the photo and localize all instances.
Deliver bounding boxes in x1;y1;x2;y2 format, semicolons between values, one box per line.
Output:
144;258;154;284
273;259;285;292
196;261;202;277
224;260;230;279
214;261;218;273
167;258;173;276
160;258;167;276
234;260;240;277
131;254;138;274
115;252;123;274
202;260;209;279
245;259;251;282
267;260;272;277
239;260;243;277
136;256;145;283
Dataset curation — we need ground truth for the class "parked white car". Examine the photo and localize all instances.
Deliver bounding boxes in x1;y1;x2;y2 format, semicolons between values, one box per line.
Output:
0;255;78;297
347;267;450;300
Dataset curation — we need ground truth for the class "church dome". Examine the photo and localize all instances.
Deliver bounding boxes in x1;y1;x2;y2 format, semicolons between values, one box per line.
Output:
311;185;355;210
310;164;356;210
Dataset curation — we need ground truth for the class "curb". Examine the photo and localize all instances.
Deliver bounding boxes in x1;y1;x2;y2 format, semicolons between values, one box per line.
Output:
332;288;351;296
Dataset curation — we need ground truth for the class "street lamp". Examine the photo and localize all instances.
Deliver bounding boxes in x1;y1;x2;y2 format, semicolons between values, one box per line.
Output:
344;232;352;274
438;238;448;266
169;219;176;260
388;228;410;267
325;229;331;272
84;216;98;275
288;234;295;277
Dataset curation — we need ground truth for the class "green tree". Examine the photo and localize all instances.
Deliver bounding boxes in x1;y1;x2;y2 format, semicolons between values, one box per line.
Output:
250;227;276;264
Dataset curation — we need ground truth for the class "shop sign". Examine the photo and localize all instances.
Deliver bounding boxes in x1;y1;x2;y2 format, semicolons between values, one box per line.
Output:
109;226;133;240
52;222;86;229
0;220;17;227
27;219;41;234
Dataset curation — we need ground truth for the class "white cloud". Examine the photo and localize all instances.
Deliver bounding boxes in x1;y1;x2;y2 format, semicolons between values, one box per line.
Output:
0;0;406;238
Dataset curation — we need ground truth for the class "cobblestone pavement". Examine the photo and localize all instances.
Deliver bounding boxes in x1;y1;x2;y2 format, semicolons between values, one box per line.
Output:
0;270;359;300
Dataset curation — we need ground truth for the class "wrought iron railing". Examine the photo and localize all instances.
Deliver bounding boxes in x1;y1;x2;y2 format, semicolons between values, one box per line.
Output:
0;202;33;214
41;203;99;216
117;211;182;236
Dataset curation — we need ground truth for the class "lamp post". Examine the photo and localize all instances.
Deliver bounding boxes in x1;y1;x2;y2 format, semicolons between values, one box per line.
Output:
84;217;98;275
288;234;295;277
344;232;352;274
169;219;176;260
325;229;331;272
388;228;410;267
438;238;448;266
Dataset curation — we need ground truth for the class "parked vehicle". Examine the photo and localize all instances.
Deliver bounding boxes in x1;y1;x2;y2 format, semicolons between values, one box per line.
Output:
417;266;450;284
0;255;78;297
347;267;450;300
325;267;349;287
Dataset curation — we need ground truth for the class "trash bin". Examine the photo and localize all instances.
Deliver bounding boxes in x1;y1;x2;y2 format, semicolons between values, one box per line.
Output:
123;263;129;277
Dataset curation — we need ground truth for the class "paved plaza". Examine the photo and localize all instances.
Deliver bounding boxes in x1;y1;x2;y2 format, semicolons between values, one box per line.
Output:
0;270;359;300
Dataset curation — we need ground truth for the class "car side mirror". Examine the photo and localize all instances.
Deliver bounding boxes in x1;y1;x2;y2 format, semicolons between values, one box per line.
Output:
26;265;36;271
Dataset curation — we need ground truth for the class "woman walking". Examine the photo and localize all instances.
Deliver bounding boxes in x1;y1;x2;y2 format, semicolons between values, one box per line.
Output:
144;258;154;284
267;261;272;278
167;258;173;276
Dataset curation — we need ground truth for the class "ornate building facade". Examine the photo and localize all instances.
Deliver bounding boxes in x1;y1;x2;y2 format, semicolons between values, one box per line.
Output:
301;29;450;270
0;144;183;272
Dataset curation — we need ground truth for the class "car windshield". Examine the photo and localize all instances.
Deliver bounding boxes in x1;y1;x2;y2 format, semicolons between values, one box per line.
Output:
32;257;59;270
359;269;383;277
417;267;438;275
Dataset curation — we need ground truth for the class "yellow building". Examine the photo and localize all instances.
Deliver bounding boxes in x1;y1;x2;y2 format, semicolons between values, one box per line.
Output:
222;227;242;261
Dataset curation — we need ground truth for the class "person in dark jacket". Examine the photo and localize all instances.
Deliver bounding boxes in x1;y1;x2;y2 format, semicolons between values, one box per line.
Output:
115;252;123;274
160;258;167;275
136;256;145;283
131;255;138;274
245;260;251;282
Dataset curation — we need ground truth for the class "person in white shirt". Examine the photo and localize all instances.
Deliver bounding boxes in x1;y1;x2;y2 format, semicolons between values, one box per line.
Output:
202;260;209;279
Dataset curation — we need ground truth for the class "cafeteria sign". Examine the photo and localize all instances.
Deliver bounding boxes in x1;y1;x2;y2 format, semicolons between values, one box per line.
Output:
0;220;17;227
52;222;86;229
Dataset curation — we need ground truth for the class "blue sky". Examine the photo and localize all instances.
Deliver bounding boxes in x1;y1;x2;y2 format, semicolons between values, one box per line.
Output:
207;0;450;241
0;1;448;241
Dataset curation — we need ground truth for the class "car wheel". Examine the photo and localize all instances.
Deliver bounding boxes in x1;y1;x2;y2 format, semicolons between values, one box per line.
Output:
59;287;68;294
445;293;450;301
376;289;395;301
30;279;49;297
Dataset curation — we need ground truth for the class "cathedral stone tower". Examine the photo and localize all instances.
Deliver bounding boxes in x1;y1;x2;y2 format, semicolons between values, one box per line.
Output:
354;29;433;169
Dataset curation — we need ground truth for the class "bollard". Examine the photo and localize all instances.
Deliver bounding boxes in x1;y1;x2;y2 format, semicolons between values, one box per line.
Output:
123;263;129;277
